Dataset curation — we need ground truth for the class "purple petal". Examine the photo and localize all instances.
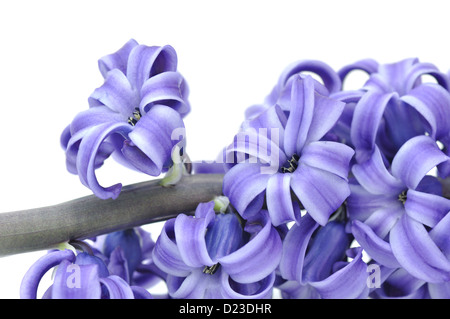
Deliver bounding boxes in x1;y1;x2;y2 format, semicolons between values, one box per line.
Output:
103;228;142;277
99;275;134;299
152;219;193;277
98;39;139;78
277;280;321;299
351;220;401;268
429;211;450;258
346;183;398;222
309;248;368;299
74;252;109;279
391;135;449;190
284;75;315;155
131;286;153;299
166;270;208;299
204;212;245;260
302;221;351;283
291;164;350;226
223;163;271;218
404;61;450;92
363;202;404;239
278;60;342;94
390;214;450;283
372;268;427;299
220;272;275;299
218;211;282;284
377;58;419;95
337;58;379;82
415;175;444;196
126;104;185;175
352;146;404;195
69;106;124;135
266;173;297;226
303;93;346;147
405;190;450;227
52;261;102;299
140;71;190;117
60;124;71;150
88;69;139;116
126;44;177;90
75;121;132;199
350;91;396;163
174;209;215;268
380;98;425;160
279;214;319;283
107;247;130;283
401;83;450;140
243;104;287;150
224;127;287;172
20;249;76;299
300;141;354;180
429;282;450;299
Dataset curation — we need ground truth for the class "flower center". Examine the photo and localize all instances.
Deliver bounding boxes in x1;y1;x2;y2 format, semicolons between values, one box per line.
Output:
127;107;142;126
281;154;300;173
203;263;220;275
398;190;407;204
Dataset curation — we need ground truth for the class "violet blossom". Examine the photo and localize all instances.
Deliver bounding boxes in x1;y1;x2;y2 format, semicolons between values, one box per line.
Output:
223;73;354;226
347;136;450;283
61;39;190;199
152;200;282;298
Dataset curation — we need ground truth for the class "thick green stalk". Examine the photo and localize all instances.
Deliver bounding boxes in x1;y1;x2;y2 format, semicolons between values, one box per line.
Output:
0;174;224;257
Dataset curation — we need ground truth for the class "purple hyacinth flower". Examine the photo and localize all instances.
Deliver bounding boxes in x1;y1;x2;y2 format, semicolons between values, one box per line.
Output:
20;249;153;299
278;214;369;299
152;201;282;298
223;75;354;226
340;58;450;165
347;135;450;283
61;39;190;199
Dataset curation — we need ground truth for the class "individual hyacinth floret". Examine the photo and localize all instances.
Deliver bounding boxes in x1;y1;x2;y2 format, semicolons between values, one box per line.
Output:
223;71;354;227
152;201;282;298
61;39;190;199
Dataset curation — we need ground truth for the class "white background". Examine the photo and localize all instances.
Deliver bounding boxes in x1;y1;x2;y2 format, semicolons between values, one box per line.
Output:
0;0;449;298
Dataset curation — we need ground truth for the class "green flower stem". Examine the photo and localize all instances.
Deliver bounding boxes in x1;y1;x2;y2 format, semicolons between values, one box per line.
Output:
0;174;224;257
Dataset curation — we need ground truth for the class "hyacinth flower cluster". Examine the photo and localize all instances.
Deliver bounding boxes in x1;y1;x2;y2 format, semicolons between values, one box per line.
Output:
20;40;450;299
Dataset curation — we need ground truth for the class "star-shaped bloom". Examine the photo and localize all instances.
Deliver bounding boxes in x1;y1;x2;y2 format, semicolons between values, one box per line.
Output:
152;201;282;298
223;75;354;226
347;135;450;283
61;39;190;199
